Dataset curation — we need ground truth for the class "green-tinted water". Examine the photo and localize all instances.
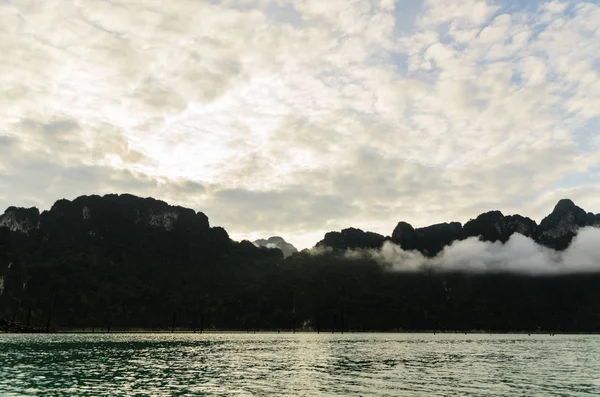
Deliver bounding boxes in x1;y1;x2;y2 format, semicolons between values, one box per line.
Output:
1;333;599;396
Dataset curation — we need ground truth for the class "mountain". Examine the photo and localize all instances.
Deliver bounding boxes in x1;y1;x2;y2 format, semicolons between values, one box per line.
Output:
463;212;537;243
320;199;599;256
1;194;600;333
317;228;386;250
0;207;40;233
253;236;298;258
391;222;463;257
0;194;283;330
536;199;600;250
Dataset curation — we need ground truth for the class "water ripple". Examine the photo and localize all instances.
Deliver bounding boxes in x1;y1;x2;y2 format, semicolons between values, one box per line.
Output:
0;333;599;396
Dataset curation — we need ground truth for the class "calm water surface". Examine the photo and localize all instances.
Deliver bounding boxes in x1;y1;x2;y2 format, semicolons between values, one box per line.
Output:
1;333;599;396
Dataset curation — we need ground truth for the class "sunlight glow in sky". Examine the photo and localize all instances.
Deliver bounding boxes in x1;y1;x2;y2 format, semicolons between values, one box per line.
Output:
1;0;599;249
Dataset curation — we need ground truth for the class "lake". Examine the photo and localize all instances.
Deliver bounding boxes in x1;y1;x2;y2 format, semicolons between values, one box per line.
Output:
0;333;599;396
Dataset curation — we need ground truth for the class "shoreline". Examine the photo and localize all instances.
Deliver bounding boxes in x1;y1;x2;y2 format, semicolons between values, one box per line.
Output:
3;328;599;335
3;319;599;335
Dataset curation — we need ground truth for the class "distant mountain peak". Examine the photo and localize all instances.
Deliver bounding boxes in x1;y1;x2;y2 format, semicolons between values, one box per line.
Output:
537;199;590;250
552;198;578;214
253;236;298;258
318;198;598;255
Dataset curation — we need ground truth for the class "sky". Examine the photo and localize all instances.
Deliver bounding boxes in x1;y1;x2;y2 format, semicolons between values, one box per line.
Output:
0;0;599;250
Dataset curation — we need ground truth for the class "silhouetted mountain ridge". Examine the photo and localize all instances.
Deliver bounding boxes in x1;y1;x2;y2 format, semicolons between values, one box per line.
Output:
318;199;599;256
1;194;600;333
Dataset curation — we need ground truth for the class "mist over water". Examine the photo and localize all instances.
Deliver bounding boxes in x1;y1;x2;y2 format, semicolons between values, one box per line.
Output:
341;227;600;274
1;333;599;397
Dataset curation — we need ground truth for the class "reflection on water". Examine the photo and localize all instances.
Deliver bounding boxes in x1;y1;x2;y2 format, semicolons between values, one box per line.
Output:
1;333;599;396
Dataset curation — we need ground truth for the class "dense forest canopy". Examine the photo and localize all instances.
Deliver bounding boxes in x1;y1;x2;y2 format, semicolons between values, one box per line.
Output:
1;194;599;332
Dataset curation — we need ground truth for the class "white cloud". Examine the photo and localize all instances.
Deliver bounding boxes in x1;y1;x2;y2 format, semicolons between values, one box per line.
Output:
477;13;511;44
418;0;499;27
346;227;600;274
542;1;569;15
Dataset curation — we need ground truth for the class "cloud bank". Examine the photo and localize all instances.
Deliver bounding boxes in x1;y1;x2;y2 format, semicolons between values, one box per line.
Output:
343;227;600;275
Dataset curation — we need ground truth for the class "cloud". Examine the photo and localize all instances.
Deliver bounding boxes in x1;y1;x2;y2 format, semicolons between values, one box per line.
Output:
0;0;599;250
205;187;358;232
343;227;600;275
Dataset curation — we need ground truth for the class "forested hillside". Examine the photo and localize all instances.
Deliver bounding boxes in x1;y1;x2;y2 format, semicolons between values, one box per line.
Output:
1;194;599;332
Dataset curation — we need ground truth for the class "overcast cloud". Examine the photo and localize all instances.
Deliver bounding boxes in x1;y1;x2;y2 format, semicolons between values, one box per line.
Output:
1;0;599;248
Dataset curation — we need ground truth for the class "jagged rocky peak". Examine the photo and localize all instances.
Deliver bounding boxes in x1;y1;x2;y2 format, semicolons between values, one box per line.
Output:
391;221;463;257
553;198;578;213
0;206;40;233
318;198;598;256
463;210;537;243
317;228;386;250
253;236;298;258
391;221;416;242
505;215;537;237
43;194;210;232
536;198;591;250
587;212;600;226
